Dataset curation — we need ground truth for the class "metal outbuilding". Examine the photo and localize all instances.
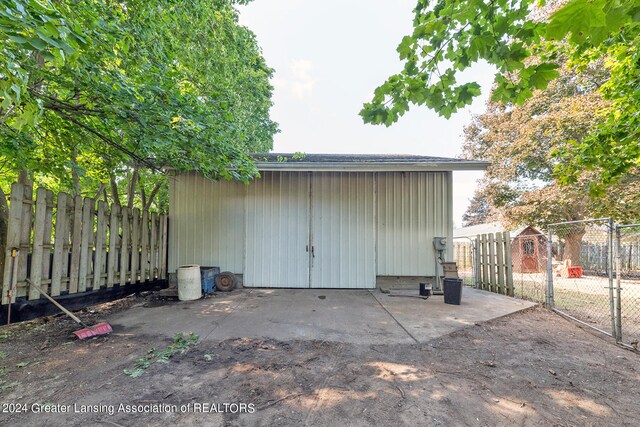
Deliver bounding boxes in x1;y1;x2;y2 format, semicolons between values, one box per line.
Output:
169;153;488;289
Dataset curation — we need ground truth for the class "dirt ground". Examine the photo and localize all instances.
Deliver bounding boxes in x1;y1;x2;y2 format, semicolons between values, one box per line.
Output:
0;293;639;426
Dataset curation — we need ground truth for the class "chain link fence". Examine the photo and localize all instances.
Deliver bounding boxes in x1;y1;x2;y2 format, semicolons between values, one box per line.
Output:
455;219;639;351
510;234;547;303
547;219;616;338
453;238;476;287
616;225;640;350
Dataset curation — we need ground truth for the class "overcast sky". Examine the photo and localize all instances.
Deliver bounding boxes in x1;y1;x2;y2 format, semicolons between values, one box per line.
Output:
238;0;496;226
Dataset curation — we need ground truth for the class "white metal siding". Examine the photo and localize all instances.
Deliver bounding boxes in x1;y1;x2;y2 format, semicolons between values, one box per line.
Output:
244;172;310;287
168;173;246;273
169;170;452;285
376;172;451;276
310;173;376;288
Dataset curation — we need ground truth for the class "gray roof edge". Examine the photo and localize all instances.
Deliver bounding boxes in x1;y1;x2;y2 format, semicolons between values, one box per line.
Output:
252;153;489;171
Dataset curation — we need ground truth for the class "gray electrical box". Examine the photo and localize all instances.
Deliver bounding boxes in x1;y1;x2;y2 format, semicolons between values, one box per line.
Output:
433;237;447;251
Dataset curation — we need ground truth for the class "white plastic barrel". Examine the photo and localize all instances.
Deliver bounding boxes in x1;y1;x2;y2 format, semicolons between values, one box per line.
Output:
177;265;202;301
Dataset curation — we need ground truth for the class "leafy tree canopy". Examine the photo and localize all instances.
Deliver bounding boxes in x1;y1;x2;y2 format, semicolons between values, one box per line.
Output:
0;0;277;209
463;60;640;231
361;0;640;187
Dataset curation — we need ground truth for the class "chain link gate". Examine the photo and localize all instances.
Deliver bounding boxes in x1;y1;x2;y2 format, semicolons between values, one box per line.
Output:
546;219;617;338
615;224;640;350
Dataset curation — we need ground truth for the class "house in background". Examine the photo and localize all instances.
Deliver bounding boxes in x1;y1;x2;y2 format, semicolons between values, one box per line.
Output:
454;222;547;274
169;153;488;289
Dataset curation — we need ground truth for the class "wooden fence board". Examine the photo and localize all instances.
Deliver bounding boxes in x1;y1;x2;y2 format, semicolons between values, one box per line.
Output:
107;204;120;288
3;183;25;304
78;198;93;293
496;232;505;295
93;201;106;290
69;195;83;294
504;231;514;296
150;212;157;279
28;188;47;300
159;214;168;279
488;233;496;293
131;208;140;283
481;234;489;291
51;192;69;296
120;207;130;286
140;210;149;281
17;182;33;297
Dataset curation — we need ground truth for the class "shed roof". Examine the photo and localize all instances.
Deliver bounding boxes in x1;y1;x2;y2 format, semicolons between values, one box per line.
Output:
453;222;542;239
251;153;489;172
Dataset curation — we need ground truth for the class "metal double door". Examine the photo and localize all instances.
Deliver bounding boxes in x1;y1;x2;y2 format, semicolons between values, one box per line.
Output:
244;171;375;288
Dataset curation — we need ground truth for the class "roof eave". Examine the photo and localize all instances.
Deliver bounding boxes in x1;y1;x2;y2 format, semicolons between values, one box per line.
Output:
254;161;490;172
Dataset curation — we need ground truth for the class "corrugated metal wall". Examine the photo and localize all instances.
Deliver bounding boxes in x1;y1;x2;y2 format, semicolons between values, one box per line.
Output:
376;172;452;276
168;172;246;273
169;171;453;285
245;172;310;287
310;172;376;288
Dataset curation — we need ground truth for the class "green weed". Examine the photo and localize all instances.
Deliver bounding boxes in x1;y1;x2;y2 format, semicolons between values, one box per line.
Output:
124;332;199;378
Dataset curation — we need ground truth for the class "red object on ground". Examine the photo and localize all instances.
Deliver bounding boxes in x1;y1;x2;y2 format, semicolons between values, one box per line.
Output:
72;322;113;340
567;266;583;278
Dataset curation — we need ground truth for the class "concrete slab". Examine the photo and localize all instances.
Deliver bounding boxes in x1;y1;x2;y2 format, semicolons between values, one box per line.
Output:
373;287;537;343
108;287;536;345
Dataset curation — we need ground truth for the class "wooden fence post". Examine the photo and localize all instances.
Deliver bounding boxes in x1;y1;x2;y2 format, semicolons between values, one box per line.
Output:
16;182;33;298
488;233;497;293
504;231;514;296
480;234;489;291
120;207;130;286
93;201;106;290
496;232;506;295
131;208;140;283
140;210;149;281
28;188;47;300
51;192;69;296
107;204;120;288
69;195;83;294
159;214;168;279
150;213;158;279
78;197;93;293
2;183;25;304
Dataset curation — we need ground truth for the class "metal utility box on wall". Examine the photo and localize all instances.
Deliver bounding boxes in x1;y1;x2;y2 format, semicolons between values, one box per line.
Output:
169;154;488;289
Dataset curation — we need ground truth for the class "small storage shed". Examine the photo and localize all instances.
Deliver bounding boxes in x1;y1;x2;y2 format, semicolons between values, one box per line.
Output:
454;222;547;274
169;154;488;288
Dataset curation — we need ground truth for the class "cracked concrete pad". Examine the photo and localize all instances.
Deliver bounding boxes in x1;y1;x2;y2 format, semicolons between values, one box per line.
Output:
108;288;536;345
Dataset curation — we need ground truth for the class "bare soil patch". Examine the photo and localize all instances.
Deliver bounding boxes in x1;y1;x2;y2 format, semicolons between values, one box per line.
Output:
0;296;638;426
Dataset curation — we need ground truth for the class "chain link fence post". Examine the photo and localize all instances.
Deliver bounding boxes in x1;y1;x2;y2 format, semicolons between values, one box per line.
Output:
615;226;622;343
546;230;554;308
608;219;616;338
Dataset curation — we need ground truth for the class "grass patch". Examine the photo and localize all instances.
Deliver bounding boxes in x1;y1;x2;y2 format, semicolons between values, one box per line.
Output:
124;332;199;378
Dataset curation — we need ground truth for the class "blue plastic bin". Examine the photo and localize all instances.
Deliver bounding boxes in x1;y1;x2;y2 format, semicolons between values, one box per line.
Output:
200;267;220;294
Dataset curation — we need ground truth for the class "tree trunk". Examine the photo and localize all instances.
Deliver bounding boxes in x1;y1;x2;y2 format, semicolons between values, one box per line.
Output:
563;231;585;267
0;185;8;290
144;182;162;210
71;149;81;196
110;176;121;206
93;183;106;201
128;167;139;208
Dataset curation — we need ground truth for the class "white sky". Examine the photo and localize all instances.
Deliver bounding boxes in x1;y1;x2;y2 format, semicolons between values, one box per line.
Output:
238;0;496;227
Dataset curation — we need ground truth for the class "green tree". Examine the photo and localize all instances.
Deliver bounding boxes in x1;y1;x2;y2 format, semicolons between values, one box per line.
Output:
463;62;640;265
0;0;277;196
461;191;496;227
361;0;640;187
0;0;277;286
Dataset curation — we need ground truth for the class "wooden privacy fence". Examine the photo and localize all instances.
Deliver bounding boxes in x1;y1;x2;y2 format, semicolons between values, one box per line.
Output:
2;182;168;305
476;231;514;296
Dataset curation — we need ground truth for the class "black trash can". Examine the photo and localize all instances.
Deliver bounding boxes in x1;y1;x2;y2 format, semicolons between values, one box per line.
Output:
443;278;463;305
